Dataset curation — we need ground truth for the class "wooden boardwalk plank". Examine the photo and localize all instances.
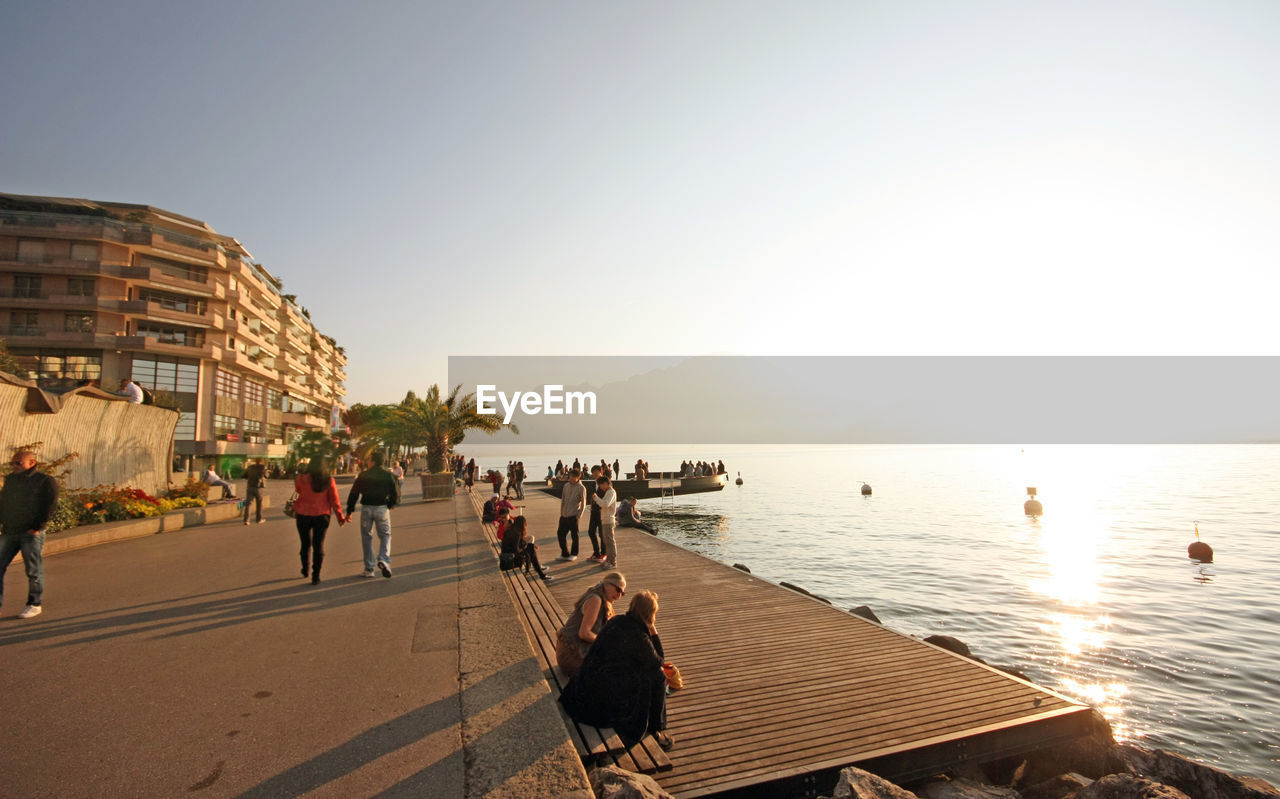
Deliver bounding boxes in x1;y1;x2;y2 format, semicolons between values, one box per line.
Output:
476;487;1092;797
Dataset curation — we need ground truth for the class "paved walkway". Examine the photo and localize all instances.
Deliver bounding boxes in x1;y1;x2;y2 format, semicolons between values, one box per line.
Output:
0;477;590;798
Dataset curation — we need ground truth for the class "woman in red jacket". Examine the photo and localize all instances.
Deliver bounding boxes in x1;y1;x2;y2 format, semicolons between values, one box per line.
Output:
293;459;348;583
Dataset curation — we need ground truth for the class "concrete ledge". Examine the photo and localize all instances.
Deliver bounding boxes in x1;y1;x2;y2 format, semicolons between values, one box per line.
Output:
18;497;272;561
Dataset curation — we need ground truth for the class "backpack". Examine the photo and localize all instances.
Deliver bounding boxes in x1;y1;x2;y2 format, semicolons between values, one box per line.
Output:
141;386;155;405
482;498;496;523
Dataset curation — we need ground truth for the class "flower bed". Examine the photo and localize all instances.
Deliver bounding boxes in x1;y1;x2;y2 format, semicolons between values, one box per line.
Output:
69;484;207;528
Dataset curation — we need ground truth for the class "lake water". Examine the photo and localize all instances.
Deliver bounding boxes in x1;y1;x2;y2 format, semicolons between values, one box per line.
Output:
465;443;1280;783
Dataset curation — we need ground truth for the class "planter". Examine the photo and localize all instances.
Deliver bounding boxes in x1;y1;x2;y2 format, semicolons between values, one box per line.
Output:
419;472;455;502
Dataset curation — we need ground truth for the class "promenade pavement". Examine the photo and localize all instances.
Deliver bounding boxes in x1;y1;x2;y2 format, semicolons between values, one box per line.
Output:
0;475;590;798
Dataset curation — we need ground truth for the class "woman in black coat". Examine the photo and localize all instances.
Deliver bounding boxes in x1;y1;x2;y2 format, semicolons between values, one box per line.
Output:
559;590;673;750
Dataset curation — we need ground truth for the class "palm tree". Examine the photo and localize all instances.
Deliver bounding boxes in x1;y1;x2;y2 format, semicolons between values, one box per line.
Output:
370;384;517;473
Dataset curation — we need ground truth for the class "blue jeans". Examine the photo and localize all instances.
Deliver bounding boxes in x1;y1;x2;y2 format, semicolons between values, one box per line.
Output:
0;531;45;607
360;505;392;571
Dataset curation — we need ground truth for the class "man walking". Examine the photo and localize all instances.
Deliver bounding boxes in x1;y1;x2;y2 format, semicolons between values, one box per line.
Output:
346;452;400;578
0;449;59;619
556;468;586;561
242;458;266;525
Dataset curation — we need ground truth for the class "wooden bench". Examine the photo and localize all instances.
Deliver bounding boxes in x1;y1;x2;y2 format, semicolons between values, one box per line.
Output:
470;496;672;775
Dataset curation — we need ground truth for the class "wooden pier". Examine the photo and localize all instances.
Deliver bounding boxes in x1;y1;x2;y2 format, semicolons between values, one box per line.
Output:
475;490;1092;797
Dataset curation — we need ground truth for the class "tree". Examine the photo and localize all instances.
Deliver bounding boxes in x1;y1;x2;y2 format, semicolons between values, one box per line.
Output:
369;384;517;473
0;337;20;375
290;430;345;466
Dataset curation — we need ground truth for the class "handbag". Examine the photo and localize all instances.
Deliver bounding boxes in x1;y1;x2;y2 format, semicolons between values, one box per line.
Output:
662;662;684;691
283;491;298;518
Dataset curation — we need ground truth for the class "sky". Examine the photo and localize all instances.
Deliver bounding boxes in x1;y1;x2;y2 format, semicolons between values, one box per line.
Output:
3;1;1279;405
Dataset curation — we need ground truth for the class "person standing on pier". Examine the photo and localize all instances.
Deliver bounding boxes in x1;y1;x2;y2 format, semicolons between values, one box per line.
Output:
594;475;619;568
556;468;586;561
585;466;605;561
0;449;58;619
346;451;400;578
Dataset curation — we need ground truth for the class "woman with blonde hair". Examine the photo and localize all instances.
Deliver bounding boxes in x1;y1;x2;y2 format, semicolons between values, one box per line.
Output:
555;571;626;678
559;589;673;750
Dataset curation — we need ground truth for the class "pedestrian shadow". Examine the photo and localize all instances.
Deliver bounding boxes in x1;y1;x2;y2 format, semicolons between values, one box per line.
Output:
0;542;499;649
233;658;558;798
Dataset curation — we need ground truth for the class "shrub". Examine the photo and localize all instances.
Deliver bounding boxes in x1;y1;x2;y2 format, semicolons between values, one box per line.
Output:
167;477;208;500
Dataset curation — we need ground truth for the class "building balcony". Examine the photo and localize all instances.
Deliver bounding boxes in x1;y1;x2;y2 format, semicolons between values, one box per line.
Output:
224;316;280;354
282;327;310;355
281;373;307;394
282;411;327;429
117;300;217;328
230;349;280;381
280;349;308;374
0;210;126;242
114;334;218;359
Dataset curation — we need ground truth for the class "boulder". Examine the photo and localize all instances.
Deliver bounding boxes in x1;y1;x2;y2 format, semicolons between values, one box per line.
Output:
590;765;674;799
1017;709;1123;786
1067;773;1190;799
732;563;751;573
1023;773;1093;799
919;776;1020;798
831;766;919;798
849;605;882;623
924;635;976;660
1114;744;1280;799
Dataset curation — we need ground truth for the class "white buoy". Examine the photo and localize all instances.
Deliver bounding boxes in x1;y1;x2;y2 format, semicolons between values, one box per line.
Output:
735;471;743;486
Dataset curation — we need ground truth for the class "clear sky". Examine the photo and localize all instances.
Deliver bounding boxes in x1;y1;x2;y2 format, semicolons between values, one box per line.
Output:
4;1;1278;404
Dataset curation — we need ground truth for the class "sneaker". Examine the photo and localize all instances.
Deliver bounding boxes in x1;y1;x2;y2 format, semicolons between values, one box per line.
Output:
603;561;617;569
257;519;265;524
243;520;250;526
540;574;554;581
362;570;376;578
379;562;392;579
18;604;42;619
569;555;578;561
555;555;572;562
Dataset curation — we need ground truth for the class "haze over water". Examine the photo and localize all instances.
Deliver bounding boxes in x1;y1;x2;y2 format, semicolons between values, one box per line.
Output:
467;443;1280;783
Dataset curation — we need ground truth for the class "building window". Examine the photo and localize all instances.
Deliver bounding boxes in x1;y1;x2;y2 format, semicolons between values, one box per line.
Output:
136;322;204;347
9;311;39;335
138;288;207;315
267;388;282;410
67;277;96;296
214;414;238;435
265;422;283;442
132;357;198;393
14;274;42;299
244;380;264;406
243;418;262;435
215;369;241;399
174;412;196;442
70;242;97;261
17;241;44;262
22;352;102;388
64;313;95;333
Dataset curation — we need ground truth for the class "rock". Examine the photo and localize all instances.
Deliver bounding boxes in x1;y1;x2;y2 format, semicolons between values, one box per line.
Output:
1023;772;1093;799
1018;709;1122;785
1114;744;1280;799
590;765;675;799
831;766;920;798
1067;773;1190;799
919;776;1020;798
849;605;882;623
780;581;813;596
732;563;751;573
924;635;974;659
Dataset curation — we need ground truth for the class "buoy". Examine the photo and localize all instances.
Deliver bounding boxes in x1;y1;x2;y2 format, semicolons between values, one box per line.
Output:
1024;486;1043;516
735;471;743;486
861;482;872;496
1188;521;1214;563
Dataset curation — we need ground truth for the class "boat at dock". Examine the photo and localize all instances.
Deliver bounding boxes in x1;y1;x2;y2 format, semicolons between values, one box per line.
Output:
539;471;729;500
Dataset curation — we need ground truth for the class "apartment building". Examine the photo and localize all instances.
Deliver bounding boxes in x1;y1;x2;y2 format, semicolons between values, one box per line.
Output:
0;192;347;470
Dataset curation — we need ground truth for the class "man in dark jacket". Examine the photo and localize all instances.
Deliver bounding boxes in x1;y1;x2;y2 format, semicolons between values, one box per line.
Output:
346;451;400;578
0;449;59;619
242;458;267;525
